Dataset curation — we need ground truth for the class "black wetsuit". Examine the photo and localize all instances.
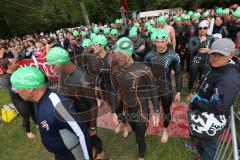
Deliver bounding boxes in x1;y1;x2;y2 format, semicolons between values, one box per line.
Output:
95;52;120;106
0;73;36;133
212;25;228;38
173;24;184;54
58;65;103;155
145;48;182;127
111;62;159;158
132;36;146;62
188;35;215;92
180;24;196;71
74;39;84;56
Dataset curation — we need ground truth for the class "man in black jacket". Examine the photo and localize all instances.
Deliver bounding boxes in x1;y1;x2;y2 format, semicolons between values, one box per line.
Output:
189;38;240;160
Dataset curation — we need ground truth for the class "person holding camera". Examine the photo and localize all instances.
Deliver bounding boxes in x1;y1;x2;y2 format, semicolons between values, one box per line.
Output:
187;20;215;100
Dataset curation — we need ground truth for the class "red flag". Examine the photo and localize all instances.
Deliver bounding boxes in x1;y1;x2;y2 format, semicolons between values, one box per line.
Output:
119;0;128;11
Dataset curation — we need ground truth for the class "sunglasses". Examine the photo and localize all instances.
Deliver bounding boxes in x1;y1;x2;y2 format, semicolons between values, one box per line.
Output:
111;34;117;37
156;35;168;40
199;27;208;30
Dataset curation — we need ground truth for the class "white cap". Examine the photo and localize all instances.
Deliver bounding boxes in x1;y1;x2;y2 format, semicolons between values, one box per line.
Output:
212;33;222;40
199;20;209;28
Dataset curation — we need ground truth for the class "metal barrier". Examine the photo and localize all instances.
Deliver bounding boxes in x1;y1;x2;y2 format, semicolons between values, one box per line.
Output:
214;106;239;160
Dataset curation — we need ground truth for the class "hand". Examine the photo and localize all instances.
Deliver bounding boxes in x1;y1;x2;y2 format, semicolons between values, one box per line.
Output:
174;92;181;103
199;36;207;42
152;113;160;127
112;113;119;125
136;45;145;52
199;46;210;54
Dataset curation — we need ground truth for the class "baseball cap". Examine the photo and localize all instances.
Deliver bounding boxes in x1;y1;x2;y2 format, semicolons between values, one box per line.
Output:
209;38;235;56
199;20;209;28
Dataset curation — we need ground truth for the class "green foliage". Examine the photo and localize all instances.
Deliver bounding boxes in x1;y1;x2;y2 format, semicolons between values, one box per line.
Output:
0;0;236;38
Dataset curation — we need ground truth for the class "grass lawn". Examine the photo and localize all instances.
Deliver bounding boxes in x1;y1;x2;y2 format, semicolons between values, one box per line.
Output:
0;83;239;160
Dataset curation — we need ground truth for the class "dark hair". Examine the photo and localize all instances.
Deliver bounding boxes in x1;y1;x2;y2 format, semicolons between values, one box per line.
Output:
2;58;10;70
215;15;224;22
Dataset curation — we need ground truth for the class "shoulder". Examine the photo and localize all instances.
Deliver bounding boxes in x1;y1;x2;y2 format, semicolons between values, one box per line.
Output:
133;63;153;76
168;49;180;60
145;50;156;61
189;36;199;42
167;25;175;32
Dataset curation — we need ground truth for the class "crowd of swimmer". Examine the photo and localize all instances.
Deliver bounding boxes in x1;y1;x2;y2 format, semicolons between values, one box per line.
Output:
0;4;240;160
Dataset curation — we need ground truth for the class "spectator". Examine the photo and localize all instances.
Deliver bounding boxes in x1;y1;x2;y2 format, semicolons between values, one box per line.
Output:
34;42;46;59
188;38;240;160
212;16;229;38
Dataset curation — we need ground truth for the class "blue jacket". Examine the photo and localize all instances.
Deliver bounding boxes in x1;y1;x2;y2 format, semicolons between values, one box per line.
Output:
36;88;92;160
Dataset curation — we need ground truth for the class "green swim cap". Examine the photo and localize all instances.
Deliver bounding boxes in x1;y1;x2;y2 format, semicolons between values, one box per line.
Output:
72;30;79;37
216;8;223;15
92;35;108;46
93;27;100;34
90;33;97;40
174;17;182;22
183;15;191;21
46;47;70;65
129;27;138;37
110;29;118;36
173;15;178;21
113;37;133;55
144;22;151;28
157;16;167;23
82;39;92;48
81;31;87;37
147;25;153;33
150;27;158;34
204;11;210;17
150;31;158;41
232;11;240;18
181;14;186;18
103;27;111;35
222;9;230;15
149;20;155;26
115;19;122;24
188;11;193;16
155;29;168;41
193;13;201;19
10;66;45;89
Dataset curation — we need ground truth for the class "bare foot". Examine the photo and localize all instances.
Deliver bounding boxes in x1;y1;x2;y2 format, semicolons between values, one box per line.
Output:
95;150;105;160
114;123;123;134
27;132;36;140
187;92;193;101
138;157;144;160
161;128;169;144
